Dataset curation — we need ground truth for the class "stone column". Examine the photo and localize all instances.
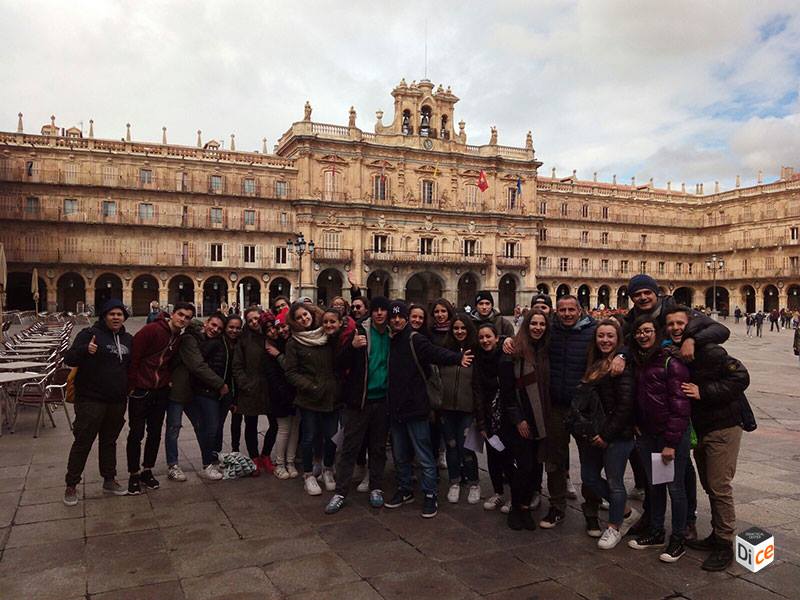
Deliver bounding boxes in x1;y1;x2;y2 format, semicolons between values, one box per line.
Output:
779;288;788;311
122;284;133;310
590;289;599;310
158;285;169;308
45;285;57;313
260;283;269;309
194;283;204;316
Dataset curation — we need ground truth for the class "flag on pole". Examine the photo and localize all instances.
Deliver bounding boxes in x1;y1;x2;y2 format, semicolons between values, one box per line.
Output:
477;170;489;192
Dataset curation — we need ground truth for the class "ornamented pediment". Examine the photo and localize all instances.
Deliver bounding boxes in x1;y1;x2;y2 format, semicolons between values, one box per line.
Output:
414;164;437;175
317;210;347;227
500;173;524;182
367;214;399;231
413;215;442;233
460;169;481;177
319;154;348;166
455;220;483;236
367;159;395;171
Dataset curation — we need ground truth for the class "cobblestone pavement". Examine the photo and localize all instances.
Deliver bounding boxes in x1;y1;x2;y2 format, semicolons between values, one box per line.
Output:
0;319;798;599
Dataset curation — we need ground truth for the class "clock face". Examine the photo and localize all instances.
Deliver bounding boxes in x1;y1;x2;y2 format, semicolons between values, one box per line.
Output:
423;138;433;150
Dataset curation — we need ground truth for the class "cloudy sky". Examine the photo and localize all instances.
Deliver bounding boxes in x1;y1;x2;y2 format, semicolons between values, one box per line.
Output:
2;1;799;191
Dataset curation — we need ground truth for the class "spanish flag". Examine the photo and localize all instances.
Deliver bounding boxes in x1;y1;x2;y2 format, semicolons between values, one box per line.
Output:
477;170;489;192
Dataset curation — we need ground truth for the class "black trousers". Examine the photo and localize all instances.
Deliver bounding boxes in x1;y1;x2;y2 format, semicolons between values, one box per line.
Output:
126;387;169;473
507;428;540;508
334;402;389;496
230;413;276;457
66;401;126;486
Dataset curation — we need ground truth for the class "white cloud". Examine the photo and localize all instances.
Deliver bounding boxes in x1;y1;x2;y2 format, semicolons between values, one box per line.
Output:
0;0;798;191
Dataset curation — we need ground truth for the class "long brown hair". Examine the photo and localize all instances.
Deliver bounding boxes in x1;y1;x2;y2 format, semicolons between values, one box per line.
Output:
583;318;623;383
287;301;323;332
512;308;550;364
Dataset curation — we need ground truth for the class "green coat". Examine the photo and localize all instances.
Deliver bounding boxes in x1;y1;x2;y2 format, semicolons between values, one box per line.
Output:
284;338;338;412
439;362;479;414
232;328;269;416
169;325;225;405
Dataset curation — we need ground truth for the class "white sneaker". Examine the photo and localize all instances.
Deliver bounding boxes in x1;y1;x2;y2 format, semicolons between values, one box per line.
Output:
483;493;504;511
200;464;222;481
287;464;299;479
597;527;623;550
447;483;460;504
620;507;641;536
356;472;370;493
304;474;322;496
273;465;290;480
322;469;336;492
565;477;577;499
500;500;512;514
167;464;187;482
467;485;481;505
600;499;610;511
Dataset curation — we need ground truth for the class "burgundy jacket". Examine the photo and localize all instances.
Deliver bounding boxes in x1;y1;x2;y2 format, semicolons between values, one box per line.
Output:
128;316;182;391
634;348;691;448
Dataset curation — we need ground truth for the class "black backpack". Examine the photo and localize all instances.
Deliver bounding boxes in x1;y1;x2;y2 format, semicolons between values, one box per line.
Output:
564;381;606;442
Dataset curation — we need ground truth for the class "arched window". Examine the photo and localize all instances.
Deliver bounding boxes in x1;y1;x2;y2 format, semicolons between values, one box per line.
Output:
440;115;449;139
402;110;412;135
419;106;432;137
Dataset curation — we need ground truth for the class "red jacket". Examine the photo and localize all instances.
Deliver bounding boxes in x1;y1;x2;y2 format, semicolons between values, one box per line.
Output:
128;316;182;391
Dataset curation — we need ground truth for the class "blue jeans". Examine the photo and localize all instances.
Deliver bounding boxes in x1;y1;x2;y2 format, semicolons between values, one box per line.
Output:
166;397;220;467
439;410;478;484
165;401;184;467
579;438;634;525
299;408;338;473
638;429;691;538
391;417;438;496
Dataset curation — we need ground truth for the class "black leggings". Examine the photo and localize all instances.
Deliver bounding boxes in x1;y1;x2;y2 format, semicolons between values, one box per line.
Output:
230;413;277;458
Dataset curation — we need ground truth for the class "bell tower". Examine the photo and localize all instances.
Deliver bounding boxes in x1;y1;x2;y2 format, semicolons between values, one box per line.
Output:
380;79;459;141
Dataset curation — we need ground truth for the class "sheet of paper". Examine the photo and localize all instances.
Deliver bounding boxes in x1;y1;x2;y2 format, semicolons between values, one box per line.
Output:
487;435;506;452
463;424;484;454
651;452;675;485
331;424;344;447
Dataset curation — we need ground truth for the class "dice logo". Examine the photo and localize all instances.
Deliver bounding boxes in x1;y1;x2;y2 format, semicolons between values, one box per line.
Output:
736;527;774;573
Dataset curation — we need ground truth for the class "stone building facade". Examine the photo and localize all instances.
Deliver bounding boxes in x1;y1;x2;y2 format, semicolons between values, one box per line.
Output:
0;79;798;316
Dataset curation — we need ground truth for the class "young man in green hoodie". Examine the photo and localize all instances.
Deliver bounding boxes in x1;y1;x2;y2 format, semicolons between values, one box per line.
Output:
325;297;391;513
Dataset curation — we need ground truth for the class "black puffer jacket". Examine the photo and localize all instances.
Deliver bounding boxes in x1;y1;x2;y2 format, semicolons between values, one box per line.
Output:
471;308;514;337
387;326;463;423
194;333;228;397
65;321;133;404
549;314;596;408
688;343;750;436
622;295;729;346
594;362;636;441
472;344;504;434
264;338;295;418
232;327;269;416
169;322;226;404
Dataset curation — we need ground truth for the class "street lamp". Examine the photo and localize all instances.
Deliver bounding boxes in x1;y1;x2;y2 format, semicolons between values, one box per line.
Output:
287;233;314;300
705;254;724;318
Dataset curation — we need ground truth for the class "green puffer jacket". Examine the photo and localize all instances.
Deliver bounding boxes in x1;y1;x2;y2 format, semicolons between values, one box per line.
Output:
439;362;479;414
232;327;269;416
169;322;226;405
284;338;338;412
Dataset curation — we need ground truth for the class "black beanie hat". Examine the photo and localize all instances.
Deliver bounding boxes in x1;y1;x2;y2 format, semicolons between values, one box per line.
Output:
628;274;659;296
100;298;129;320
530;293;553;309
369;296;390;313
475;290;494;306
389;300;409;319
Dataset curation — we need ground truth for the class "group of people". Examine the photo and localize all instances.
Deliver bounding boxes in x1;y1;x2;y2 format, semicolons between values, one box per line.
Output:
62;272;753;571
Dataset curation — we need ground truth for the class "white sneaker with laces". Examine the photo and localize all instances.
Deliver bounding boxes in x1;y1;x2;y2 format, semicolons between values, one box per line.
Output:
597;527;623;550
322;469;336;492
483;493;504;511
467;485;481;505
201;464;223;481
273;465;290;480
620;507;641;536
500;500;512;514
600;499;610;511
357;473;370;493
168;464;187;482
304;474;322;496
287;464;299;479
447;483;460;503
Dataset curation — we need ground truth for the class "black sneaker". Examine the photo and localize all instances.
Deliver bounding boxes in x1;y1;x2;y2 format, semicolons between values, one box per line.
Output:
628;530;666;550
538;507;565;529
686;532;718;552
521;510;537;531
421;494;438;518
139;470;160;490
701;540;733;571
659;535;686;563
585;516;602;538
507;507;524;530
384;490;414;509
127;474;141;496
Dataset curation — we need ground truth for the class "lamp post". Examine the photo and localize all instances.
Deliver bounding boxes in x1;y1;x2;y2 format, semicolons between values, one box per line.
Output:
705;254;724;320
287;233;314;301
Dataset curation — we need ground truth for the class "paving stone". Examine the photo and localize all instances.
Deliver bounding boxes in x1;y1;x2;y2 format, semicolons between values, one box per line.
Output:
335;538;431;578
92;580;186;600
87;549;178;595
741;560;800;597
168;531;326;578
559;563;673;599
151;499;229;528
318;514;398;547
161;520;241;549
0;564;86;600
264;551;361;595
0;477;25;493
85;506;158;536
514;538;617;579
14;499;83;524
0;465;29;479
442;550;548;595
0;491;21;527
686;576;787;599
84;493;152;517
20;484;78;505
181;566;281;600
369;565;477;600
735;502;800;527
226;505;314;540
0;537;85;575
86;529;167;562
287;580;383;600
485;580;585;600
415;524;500;562
6;517;85;548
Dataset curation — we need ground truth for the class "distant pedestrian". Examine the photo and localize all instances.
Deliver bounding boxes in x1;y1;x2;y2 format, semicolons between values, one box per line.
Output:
755;312;764;337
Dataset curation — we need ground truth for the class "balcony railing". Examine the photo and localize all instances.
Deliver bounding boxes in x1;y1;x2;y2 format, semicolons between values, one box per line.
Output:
0;167;296;200
496;256;529;269
312;247;353;264
364;250;492;266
